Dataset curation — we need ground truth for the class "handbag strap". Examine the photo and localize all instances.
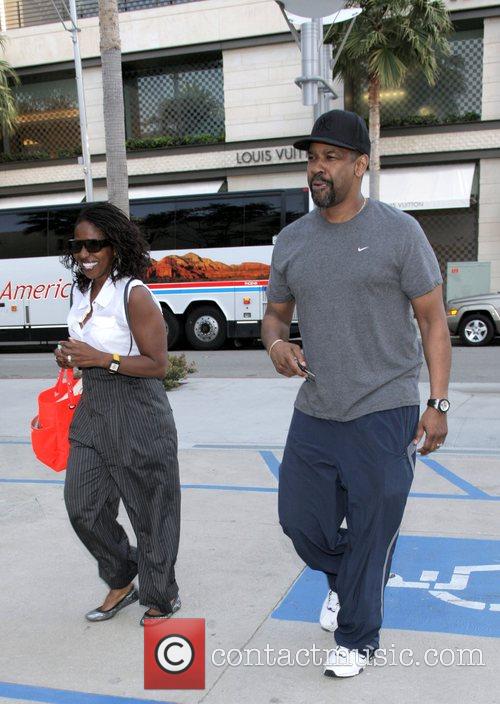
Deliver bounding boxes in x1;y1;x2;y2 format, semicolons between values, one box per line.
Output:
55;368;76;407
123;278;134;356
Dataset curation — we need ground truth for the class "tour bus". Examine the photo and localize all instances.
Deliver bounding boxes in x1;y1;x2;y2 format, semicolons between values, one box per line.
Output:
0;188;308;350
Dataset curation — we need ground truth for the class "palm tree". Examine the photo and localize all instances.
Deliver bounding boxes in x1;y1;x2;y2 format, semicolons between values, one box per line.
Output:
0;35;19;138
325;0;452;199
99;0;129;216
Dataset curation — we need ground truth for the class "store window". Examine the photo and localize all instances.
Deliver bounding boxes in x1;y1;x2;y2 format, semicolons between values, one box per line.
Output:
123;53;224;147
348;27;483;127
0;73;81;161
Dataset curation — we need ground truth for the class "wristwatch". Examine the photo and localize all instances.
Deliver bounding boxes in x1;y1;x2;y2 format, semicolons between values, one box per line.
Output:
427;398;450;413
108;353;121;375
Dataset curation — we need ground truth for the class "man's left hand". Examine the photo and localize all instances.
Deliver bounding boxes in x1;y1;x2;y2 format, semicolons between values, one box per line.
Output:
413;407;448;455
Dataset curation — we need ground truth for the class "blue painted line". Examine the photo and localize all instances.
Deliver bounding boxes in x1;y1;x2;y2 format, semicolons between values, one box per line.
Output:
260;450;280;481
0;440;31;445
409;492;500;501
0;478;65;485
182;483;277;493
420;457;491;498
0;681;175;704
0;478;278;493
194;444;285;450
152;287;262;295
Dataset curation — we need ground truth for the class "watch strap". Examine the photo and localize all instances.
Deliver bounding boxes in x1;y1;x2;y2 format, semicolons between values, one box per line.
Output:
108;353;121;374
427;398;450;413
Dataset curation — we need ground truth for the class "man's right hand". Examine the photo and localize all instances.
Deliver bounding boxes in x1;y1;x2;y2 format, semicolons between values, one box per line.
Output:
269;340;308;378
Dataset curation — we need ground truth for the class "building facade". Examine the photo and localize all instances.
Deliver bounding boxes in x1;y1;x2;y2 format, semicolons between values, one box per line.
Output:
1;0;500;293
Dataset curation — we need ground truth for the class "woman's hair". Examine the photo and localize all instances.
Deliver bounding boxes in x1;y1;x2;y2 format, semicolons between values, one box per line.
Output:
61;201;151;292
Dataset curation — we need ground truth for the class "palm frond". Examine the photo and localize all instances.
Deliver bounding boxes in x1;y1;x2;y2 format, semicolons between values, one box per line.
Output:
325;0;452;89
0;37;20;133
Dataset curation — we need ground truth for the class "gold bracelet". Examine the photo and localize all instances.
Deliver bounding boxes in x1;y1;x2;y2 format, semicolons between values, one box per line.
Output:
268;338;286;356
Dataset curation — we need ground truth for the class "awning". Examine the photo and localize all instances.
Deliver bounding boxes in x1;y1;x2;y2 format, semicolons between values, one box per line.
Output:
129;181;224;200
361;164;475;211
0;191;85;210
0;181;224;211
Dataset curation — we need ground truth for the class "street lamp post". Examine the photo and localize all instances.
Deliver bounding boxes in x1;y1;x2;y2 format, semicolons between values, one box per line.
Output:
49;0;94;202
277;1;362;120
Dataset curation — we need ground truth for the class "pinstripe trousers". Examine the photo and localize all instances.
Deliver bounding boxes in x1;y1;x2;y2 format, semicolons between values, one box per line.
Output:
64;368;180;613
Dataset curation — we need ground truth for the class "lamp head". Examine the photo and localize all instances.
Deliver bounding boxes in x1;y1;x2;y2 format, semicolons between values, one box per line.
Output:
279;0;347;18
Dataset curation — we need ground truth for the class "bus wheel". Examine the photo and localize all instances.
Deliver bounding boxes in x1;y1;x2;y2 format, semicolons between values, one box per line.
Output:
162;307;180;350
185;306;227;350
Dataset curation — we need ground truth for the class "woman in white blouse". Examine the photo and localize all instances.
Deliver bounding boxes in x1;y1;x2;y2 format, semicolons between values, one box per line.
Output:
56;202;181;626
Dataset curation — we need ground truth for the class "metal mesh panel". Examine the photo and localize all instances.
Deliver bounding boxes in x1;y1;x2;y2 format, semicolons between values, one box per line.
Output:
1;76;81;161
2;0;199;30
123;55;224;142
410;208;478;296
351;31;483;124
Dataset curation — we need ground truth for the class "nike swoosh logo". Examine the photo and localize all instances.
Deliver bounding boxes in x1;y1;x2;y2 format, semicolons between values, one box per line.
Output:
358;247;369;252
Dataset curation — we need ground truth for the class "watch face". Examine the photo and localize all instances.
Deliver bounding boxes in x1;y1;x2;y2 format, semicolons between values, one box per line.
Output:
438;399;450;412
110;362;120;373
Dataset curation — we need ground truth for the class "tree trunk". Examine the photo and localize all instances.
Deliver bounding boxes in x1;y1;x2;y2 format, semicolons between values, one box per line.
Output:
99;0;129;216
368;75;381;201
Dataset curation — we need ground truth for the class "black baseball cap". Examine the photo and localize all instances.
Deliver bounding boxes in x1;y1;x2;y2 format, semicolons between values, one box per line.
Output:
294;109;370;156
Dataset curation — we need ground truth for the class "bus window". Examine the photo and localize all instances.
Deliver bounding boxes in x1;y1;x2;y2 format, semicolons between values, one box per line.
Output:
0;209;49;258
130;200;176;250
175;197;244;249
285;191;308;225
48;207;82;255
243;195;281;246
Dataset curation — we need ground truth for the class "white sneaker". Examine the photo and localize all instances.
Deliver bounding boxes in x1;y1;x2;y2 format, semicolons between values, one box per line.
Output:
324;646;370;678
319;589;340;632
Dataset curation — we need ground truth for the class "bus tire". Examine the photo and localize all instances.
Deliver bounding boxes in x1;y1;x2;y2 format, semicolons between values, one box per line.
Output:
185;306;227;350
162;306;180;350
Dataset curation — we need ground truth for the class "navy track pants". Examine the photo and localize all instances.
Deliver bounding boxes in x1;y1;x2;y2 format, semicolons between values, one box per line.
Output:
278;405;419;652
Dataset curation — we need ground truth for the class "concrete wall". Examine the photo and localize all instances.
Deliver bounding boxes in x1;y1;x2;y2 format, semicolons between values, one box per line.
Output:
223;43;313;142
2;0;290;68
227;171;306;192
482;17;500;120
2;125;500;190
83;67;105;156
478;158;500;292
446;0;500;10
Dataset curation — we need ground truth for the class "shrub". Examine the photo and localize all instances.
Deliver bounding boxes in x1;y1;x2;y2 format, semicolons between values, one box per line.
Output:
163;354;197;391
381;112;480;129
126;132;225;151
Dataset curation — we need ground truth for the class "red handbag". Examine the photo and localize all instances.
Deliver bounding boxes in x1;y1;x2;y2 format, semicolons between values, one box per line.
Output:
31;369;82;472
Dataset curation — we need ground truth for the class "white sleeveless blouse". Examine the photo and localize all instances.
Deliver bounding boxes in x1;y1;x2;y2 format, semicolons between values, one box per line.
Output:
67;277;161;356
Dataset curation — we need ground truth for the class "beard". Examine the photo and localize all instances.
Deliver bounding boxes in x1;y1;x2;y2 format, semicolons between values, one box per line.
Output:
309;176;337;208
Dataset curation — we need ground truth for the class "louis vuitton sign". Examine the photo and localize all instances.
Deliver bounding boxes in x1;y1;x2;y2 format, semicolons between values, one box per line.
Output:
235;147;305;165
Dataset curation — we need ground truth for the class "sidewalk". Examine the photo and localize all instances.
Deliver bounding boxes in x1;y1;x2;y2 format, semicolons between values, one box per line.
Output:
1;376;499;704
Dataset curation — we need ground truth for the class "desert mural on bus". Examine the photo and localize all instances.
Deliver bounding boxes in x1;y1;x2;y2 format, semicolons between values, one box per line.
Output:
146;251;271;283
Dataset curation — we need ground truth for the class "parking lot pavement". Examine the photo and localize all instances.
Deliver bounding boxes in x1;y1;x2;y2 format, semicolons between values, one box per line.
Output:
1;377;499;704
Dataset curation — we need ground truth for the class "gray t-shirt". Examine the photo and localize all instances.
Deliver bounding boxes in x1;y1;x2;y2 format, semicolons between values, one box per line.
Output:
267;198;442;421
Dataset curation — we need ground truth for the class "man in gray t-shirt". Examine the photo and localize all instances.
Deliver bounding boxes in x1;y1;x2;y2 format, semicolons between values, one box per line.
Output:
262;110;451;678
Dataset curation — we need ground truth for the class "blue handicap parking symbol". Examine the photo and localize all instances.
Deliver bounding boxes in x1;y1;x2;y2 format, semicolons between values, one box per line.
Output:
272;535;500;638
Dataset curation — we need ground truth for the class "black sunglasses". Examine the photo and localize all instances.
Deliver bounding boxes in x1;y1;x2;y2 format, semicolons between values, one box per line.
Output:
68;238;112;254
